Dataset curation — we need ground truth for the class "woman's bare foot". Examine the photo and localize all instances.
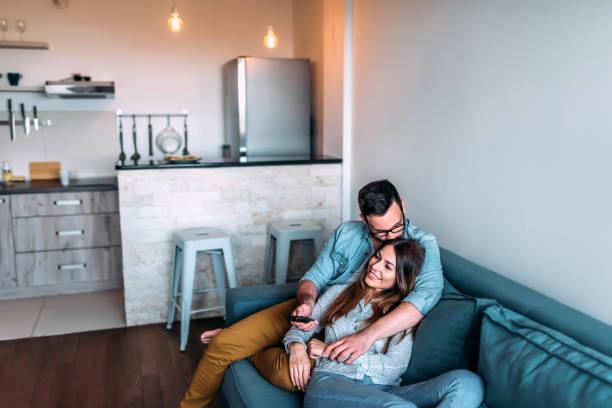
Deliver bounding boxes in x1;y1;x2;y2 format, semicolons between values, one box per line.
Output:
200;328;223;344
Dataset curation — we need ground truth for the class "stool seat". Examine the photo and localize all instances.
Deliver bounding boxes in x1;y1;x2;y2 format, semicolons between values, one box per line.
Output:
172;227;228;245
269;220;322;235
265;220;323;285
166;227;237;351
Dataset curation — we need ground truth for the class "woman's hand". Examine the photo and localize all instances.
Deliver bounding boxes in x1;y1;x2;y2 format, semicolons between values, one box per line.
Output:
288;342;311;391
290;303;319;332
307;338;329;359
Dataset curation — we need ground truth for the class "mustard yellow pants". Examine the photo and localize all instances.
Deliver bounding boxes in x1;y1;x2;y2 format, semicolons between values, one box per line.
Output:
179;298;314;408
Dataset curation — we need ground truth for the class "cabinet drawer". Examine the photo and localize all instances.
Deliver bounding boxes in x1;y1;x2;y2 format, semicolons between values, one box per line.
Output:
13;214;121;252
11;191;118;217
16;247;122;287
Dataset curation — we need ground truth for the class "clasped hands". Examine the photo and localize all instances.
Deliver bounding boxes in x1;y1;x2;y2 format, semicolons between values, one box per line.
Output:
288;334;374;391
288;338;329;391
289;303;376;391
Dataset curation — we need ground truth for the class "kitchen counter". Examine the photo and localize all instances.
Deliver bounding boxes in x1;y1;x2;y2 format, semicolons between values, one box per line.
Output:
0;177;117;195
0;178;122;300
115;155;341;170
117;161;342;326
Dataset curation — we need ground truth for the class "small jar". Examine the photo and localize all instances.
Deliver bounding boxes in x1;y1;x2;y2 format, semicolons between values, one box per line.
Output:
2;161;12;183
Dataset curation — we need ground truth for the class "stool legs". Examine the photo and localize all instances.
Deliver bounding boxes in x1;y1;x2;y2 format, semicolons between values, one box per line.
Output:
211;253;227;318
302;239;315;272
264;236;276;284
313;235;323;257
180;245;196;352
166;245;182;330
221;242;237;288
274;237;291;284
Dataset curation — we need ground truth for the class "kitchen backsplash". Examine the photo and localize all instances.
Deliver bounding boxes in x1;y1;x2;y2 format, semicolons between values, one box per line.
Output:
0;111;118;179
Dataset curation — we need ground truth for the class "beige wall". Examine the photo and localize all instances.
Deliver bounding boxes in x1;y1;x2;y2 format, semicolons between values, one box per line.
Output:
292;0;343;157
293;0;324;156
351;0;612;325
322;0;344;157
1;0;294;177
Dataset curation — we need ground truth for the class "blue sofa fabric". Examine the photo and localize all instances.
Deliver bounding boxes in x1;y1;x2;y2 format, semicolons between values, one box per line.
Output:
440;248;612;356
479;305;612;408
402;279;496;384
220;248;612;408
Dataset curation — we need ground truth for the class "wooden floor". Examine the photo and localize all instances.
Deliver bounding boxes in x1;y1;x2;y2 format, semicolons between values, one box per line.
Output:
0;317;225;408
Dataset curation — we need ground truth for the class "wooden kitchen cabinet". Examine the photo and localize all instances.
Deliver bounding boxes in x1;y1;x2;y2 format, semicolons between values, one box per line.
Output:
10;191;119;217
0;195;17;289
16;247;121;287
13;214;121;252
0;188;122;299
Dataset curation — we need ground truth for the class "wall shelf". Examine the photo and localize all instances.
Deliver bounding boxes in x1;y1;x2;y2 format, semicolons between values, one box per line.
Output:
0;86;45;93
0;40;49;50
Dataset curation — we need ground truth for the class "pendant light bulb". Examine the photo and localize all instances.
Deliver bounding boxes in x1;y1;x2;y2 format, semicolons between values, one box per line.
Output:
264;25;278;49
168;2;183;32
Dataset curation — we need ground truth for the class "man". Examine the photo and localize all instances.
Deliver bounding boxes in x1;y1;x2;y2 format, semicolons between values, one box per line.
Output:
179;180;443;407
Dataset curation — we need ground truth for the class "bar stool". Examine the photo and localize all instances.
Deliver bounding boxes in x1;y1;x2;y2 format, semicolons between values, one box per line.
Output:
264;221;323;284
166;227;237;351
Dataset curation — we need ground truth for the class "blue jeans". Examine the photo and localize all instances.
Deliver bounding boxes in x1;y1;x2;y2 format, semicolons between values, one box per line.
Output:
304;369;485;408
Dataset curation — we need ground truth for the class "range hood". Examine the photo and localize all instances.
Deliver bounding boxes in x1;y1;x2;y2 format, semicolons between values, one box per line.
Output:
44;81;115;99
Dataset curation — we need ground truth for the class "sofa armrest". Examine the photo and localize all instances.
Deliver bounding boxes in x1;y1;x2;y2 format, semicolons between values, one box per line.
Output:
225;283;299;326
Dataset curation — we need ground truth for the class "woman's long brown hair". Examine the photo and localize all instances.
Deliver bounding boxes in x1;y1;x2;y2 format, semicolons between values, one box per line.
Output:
321;239;425;352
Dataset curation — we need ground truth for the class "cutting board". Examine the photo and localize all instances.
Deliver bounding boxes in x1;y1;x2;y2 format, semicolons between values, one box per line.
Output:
29;162;61;180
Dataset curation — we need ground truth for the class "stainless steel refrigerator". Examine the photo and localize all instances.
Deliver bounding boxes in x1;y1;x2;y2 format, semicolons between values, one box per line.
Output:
223;57;311;160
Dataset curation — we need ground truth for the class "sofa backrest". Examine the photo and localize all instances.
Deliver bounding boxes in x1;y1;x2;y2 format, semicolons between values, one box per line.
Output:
440;247;612;357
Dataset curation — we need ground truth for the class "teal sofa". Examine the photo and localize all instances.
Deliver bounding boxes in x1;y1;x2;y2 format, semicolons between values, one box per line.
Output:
220;248;612;407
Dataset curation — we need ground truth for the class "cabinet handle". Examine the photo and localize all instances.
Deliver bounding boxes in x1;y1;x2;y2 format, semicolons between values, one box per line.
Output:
53;199;82;206
56;229;85;236
58;263;87;271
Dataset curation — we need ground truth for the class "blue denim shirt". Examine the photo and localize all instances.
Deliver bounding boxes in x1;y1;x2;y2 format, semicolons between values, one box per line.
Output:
300;220;443;315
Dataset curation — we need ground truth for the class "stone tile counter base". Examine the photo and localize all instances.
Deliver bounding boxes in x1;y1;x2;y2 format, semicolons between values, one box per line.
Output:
118;164;342;326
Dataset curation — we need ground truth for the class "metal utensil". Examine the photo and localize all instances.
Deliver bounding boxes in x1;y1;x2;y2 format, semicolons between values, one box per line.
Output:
1;101;50;142
118;118;126;162
8;99;15;143
20;103;31;137
130;115;140;163
182;116;189;156
33;105;39;131
148;115;153;164
155;115;182;154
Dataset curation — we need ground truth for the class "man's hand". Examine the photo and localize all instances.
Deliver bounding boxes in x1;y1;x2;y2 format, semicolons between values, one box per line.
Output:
290;303;318;332
288;342;311;391
325;302;424;364
324;331;375;365
307;338;329;359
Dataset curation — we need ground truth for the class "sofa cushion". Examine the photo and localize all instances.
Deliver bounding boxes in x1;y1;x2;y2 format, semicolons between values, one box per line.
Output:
402;280;496;384
222;359;302;408
479;305;612;408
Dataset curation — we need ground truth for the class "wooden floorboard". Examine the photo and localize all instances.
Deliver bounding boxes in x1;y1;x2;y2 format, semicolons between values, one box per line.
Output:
0;317;224;408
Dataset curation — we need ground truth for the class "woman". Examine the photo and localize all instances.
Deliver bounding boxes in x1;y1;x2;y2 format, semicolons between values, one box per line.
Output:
284;239;484;408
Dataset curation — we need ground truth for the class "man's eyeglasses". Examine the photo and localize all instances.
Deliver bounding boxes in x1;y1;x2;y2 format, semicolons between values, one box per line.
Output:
365;212;405;240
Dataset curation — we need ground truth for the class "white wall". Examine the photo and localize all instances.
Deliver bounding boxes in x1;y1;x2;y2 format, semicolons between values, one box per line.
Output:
1;0;294;177
0;111;117;178
351;0;612;325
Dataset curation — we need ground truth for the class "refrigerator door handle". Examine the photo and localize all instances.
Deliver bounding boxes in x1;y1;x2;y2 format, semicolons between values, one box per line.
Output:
237;57;248;160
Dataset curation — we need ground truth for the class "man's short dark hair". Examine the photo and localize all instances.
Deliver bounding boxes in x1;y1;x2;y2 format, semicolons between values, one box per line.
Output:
358;179;402;216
